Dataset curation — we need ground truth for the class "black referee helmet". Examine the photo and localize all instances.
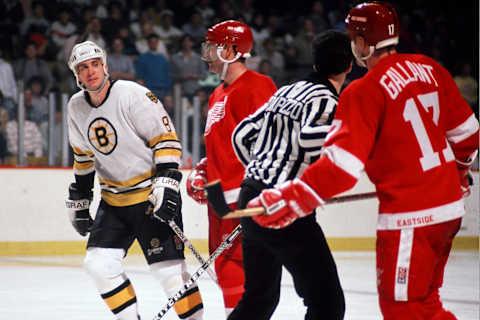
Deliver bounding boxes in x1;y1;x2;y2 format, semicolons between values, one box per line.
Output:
312;29;353;77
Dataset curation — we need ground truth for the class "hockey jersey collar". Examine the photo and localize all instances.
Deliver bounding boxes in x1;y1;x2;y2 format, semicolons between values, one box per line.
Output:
305;72;339;97
83;80;116;108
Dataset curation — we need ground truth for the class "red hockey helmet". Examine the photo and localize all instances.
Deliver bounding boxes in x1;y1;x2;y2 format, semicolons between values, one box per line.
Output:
205;20;253;58
345;2;399;50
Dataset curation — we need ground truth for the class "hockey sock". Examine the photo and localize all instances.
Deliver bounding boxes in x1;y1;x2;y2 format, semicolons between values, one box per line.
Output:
150;259;204;319
84;248;139;320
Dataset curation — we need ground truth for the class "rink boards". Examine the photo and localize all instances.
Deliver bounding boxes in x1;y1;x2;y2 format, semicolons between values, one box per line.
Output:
0;168;478;255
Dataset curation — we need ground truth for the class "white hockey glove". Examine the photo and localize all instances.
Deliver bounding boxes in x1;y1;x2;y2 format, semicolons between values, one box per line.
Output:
65;183;93;236
148;170;183;222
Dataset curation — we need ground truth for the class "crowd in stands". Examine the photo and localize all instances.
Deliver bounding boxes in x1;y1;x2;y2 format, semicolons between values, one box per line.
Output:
0;0;477;166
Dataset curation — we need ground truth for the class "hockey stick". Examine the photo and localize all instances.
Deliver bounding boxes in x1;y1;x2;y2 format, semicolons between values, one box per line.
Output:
153;224;243;320
205;180;377;219
147;206;218;284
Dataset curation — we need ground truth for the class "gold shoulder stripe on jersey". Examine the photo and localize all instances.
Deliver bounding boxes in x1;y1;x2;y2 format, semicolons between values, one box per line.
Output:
146;92;159;103
149;132;179;147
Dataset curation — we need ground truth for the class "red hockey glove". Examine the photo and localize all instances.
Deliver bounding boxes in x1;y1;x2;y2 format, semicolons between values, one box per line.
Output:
187;157;208;204
249;179;324;229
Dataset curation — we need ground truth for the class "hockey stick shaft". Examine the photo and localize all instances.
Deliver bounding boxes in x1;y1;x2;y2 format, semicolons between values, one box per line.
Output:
165;219;218;284
153;224;243;320
147;206;218;284
205;180;377;219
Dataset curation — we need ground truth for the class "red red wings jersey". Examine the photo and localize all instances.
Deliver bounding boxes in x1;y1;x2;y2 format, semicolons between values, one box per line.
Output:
302;53;479;229
205;70;276;203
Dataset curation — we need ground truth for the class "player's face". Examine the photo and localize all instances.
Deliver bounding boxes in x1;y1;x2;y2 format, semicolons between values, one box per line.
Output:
201;42;223;74
76;58;106;91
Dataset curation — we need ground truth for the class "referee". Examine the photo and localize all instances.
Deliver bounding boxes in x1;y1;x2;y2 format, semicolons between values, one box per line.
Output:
229;30;353;320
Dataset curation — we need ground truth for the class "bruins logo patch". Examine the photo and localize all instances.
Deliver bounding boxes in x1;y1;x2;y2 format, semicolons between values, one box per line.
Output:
88;117;118;155
146;92;159;103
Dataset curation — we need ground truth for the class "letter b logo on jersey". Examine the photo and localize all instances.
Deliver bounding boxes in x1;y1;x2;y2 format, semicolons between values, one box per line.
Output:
88;117;118;155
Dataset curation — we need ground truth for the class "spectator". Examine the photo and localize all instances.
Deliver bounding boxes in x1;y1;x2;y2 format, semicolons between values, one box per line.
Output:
147;0;169;25
101;1;129;43
182;12;207;48
308;1;329;33
170;34;207;100
257;59;275;83
259;38;285;86
291;18;316;79
250;12;269;54
14;41;54;94
135;33;173;100
91;0;108;19
195;0;216;27
19;1;50;56
156;10;184;53
25;77;49;125
130;9;157;38
128;0;143;23
40;104;63;165
5;105;44;158
0;54;18;119
107;37;136;81
135;21;169;58
0;106;8;163
50;7;77;52
454;62;478;116
117;26;139;57
82;17;106;50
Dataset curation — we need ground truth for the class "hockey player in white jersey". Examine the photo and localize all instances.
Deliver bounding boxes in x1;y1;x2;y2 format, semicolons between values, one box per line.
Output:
64;41;204;320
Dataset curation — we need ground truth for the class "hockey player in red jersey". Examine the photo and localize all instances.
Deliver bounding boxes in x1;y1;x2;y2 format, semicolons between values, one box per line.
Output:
247;2;479;320
186;20;277;316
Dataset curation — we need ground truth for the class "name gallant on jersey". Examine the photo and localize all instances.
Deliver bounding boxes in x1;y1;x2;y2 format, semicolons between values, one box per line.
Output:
380;60;439;99
68;80;181;207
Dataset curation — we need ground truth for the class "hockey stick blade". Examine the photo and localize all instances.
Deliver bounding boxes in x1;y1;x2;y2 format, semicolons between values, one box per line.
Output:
205;180;377;219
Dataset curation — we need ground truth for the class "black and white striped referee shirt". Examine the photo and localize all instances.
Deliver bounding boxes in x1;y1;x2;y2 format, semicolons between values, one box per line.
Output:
232;73;339;187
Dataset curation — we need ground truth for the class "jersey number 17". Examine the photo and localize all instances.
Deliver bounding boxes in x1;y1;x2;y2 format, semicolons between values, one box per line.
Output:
403;91;454;172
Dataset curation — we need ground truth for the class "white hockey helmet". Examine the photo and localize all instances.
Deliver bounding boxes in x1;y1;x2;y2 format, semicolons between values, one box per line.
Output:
68;41;109;91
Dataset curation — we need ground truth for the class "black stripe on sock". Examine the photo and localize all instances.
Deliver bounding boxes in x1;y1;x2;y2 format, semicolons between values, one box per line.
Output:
178;303;203;319
112;297;137;314
101;279;132;299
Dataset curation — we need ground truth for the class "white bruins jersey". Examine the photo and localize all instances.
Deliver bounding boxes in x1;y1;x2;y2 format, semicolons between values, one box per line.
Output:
67;80;181;207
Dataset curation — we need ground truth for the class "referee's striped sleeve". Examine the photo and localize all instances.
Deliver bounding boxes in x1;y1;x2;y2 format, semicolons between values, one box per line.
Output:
232;104;268;167
299;94;337;155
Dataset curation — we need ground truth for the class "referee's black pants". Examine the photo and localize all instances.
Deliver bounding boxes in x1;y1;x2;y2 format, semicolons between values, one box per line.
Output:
228;179;345;320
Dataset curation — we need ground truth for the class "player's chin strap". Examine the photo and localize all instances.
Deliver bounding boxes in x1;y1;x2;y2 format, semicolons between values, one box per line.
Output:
351;41;373;68
216;46;249;80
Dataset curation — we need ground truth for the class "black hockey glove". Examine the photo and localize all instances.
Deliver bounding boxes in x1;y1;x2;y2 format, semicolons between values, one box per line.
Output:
65;183;94;236
148;169;182;222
